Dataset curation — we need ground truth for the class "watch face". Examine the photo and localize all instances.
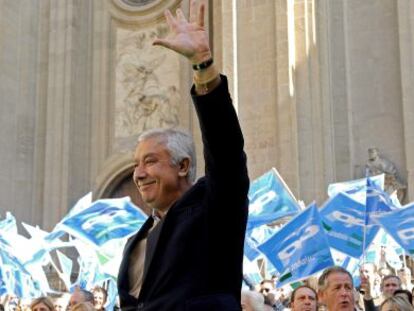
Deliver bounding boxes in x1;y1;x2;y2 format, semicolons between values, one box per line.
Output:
121;0;157;6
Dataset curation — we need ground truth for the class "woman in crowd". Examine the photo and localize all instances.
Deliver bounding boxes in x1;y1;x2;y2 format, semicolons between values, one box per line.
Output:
30;297;55;311
91;286;107;311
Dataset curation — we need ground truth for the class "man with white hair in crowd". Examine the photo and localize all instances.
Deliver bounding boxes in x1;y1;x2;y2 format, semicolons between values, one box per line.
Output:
69;288;94;309
241;290;266;311
361;273;402;311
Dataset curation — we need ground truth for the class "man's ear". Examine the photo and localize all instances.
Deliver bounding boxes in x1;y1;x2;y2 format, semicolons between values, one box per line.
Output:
178;158;190;177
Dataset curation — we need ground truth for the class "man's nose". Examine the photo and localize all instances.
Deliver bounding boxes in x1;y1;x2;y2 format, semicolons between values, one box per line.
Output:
133;165;146;182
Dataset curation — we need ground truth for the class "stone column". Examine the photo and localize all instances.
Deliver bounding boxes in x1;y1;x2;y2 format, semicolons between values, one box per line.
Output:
397;0;414;202
42;0;93;229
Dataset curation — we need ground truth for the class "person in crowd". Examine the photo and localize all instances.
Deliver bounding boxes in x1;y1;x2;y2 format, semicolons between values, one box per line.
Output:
69;288;94;310
259;280;277;309
380;296;414;311
116;0;249;310
398;268;413;292
241;290;265;311
4;294;19;311
70;302;95;311
354;288;364;311
361;262;382;299
394;289;413;305
53;294;70;311
290;285;317;311
361;273;402;311
91;286;107;311
30;297;55;311
318;266;355;311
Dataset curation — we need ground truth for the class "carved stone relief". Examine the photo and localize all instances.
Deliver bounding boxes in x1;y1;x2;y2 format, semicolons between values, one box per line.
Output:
114;25;181;151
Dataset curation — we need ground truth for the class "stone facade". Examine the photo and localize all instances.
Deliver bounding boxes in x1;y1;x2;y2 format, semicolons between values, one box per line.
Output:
0;0;413;230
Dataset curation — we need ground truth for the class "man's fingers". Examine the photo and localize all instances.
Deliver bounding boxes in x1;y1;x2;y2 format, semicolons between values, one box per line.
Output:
176;8;186;22
152;38;182;55
164;9;177;29
152;38;172;48
189;0;197;23
198;2;205;27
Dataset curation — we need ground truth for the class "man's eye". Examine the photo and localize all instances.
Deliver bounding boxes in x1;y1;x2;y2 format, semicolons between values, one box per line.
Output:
145;159;156;165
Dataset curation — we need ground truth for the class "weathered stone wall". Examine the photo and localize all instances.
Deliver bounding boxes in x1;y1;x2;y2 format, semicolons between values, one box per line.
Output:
0;0;413;231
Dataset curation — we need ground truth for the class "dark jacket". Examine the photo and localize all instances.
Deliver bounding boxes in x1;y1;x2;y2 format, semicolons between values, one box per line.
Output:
117;76;249;311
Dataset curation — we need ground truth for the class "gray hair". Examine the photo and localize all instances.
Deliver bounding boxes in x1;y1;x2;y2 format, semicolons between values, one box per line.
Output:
138;128;196;183
79;289;95;303
241;290;265;311
380;296;414;311
318;266;353;292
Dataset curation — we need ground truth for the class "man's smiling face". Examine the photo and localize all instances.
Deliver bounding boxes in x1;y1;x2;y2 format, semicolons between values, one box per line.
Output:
133;137;188;214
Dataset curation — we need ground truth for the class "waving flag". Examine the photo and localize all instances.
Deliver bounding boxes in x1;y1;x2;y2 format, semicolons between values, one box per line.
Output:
0;212;18;234
374;202;414;255
365;177;396;225
258;203;334;287
320;192;378;258
248;168;301;230
328;174;384;204
56;197;147;247
0;236;42;297
244;224;279;261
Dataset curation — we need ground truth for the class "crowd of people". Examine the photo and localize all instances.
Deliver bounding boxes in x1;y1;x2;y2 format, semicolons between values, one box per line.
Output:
1;260;414;311
0;286;108;311
241;263;414;311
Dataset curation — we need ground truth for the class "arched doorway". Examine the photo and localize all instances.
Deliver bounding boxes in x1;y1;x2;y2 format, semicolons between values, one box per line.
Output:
93;153;151;216
105;172;152;216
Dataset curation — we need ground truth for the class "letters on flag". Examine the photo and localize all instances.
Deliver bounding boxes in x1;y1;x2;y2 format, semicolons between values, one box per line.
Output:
56;197;148;246
320;192;378;258
258;203;334;287
248;168;301;230
374;202;414;255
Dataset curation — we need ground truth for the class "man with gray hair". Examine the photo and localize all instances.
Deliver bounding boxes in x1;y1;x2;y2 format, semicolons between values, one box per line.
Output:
241;290;266;311
117;0;249;310
318;266;355;311
69;288;94;309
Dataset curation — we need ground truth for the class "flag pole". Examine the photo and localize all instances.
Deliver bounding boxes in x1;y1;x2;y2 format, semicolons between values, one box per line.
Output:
362;170;370;266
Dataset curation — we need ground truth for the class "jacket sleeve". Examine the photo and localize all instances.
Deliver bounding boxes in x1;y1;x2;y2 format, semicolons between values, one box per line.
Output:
191;75;249;217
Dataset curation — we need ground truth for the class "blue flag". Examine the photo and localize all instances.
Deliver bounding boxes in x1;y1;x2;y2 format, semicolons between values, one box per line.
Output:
258;203;334;287
248;168;301;230
365;177;396;225
0;212;18;234
327;174;384;204
244;236;262;261
320;192;378;258
374;202;414;255
56;197;148;246
244;224;279;261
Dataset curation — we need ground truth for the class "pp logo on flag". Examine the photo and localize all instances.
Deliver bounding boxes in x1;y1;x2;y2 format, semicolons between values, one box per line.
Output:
278;224;319;262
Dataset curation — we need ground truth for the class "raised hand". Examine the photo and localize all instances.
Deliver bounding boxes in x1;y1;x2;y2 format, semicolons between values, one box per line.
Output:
153;0;211;64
